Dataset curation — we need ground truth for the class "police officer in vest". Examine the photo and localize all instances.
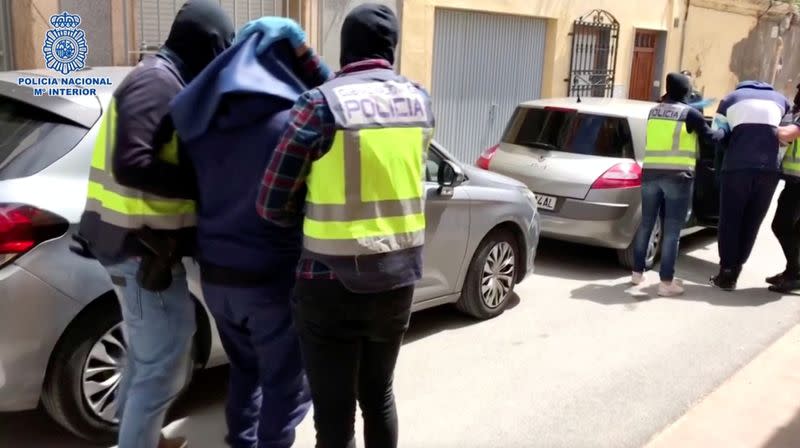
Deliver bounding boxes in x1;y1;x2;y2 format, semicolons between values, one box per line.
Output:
73;2;234;447
631;73;724;296
256;4;433;447
772;88;800;292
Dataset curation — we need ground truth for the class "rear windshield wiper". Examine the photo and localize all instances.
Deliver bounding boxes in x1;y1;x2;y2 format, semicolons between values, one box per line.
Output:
517;141;559;151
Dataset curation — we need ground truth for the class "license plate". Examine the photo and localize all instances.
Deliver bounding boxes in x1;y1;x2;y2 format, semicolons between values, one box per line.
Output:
535;194;557;211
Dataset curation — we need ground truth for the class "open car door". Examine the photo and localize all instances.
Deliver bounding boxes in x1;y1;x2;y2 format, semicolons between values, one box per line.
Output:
692;117;721;227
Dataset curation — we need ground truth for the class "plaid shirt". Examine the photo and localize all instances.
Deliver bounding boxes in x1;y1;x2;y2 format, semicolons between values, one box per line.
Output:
257;59;394;279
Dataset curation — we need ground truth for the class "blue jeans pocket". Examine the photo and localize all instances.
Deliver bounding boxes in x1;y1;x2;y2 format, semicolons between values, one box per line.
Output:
117;283;143;321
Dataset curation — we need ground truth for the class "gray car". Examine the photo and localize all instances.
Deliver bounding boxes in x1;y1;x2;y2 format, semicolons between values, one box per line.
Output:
481;97;719;269
0;67;540;442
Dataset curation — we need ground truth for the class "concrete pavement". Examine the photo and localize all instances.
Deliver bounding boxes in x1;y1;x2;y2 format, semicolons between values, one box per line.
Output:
2;190;800;447
646;323;800;448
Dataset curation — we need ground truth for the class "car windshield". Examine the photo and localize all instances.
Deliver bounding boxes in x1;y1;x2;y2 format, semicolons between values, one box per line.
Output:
502;107;635;159
0;95;89;180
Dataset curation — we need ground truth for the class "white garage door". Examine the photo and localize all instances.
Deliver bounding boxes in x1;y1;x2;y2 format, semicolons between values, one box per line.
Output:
138;0;285;51
431;9;547;163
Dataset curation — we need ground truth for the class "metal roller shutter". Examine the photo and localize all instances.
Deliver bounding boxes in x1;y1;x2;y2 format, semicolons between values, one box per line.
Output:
431;9;547;163
137;0;284;51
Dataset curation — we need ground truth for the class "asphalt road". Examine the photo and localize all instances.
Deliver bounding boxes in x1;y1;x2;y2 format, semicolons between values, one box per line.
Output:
2;195;800;448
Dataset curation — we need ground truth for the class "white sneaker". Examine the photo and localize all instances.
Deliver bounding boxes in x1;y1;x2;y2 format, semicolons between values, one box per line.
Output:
631;272;645;285
658;280;685;297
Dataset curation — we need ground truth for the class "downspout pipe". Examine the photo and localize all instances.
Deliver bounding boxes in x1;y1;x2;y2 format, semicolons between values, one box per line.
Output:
678;0;690;71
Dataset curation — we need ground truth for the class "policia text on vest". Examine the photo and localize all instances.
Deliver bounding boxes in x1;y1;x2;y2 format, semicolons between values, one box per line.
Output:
643;103;699;173
303;71;434;293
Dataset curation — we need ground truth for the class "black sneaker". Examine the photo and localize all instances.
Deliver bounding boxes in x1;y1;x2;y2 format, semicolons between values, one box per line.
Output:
769;279;800;293
711;270;737;291
766;272;786;285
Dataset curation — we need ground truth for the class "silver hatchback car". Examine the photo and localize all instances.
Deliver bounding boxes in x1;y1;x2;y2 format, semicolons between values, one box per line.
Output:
0;67;540;442
480;97;719;269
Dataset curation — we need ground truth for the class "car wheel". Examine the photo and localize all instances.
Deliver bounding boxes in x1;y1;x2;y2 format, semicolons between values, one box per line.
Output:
41;297;199;443
618;216;663;270
456;230;518;319
41;298;123;443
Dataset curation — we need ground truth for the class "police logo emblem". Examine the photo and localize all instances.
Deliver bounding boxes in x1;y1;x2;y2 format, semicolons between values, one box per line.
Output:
42;12;88;75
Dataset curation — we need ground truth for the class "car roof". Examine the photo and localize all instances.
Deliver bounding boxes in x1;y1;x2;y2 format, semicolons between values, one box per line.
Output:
0;66;132;107
519;97;657;120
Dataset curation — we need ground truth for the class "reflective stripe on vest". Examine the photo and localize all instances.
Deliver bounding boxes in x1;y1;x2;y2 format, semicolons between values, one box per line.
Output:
307;74;433;257
643;103;698;172
783;140;800;178
85;99;196;230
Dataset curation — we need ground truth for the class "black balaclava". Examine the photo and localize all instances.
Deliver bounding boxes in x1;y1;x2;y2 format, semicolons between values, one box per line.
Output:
163;0;234;81
792;82;800;114
665;72;692;103
339;3;399;68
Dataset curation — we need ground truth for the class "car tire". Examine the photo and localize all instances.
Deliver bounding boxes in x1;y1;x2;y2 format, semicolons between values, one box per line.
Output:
41;297;122;443
456;229;519;320
617;215;663;271
41;296;199;443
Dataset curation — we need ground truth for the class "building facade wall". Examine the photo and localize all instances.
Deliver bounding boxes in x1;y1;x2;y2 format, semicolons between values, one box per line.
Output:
398;0;687;98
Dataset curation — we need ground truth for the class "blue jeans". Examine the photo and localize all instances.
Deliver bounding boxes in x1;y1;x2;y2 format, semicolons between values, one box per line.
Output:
202;279;311;448
633;175;693;281
106;259;196;448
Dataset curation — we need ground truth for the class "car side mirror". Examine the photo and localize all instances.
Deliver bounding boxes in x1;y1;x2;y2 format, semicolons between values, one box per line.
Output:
437;159;465;196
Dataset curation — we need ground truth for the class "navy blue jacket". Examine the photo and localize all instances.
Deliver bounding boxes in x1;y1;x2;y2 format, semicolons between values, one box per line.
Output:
170;36;307;285
714;81;792;172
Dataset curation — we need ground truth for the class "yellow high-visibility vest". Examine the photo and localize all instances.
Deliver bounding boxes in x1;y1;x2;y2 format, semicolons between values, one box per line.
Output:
305;72;434;257
783;139;800;179
643;103;698;172
84;99;196;230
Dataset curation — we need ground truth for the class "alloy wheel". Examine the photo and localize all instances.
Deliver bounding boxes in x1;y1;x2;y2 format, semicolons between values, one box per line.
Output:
481;242;515;309
646;218;663;267
82;323;126;424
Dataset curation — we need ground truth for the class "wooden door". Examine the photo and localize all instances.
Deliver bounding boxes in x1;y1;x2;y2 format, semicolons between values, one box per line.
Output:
629;31;658;101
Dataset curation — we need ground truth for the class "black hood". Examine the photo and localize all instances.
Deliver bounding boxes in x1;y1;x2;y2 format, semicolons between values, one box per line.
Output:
665;72;691;103
340;3;399;67
164;0;234;81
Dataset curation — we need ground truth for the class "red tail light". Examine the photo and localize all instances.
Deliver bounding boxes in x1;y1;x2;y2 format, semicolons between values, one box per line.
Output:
0;204;68;262
590;162;642;190
476;144;500;170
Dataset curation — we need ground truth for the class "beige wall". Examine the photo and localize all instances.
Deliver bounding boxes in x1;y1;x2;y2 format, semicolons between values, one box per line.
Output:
398;0;685;97
681;3;758;103
11;0;60;70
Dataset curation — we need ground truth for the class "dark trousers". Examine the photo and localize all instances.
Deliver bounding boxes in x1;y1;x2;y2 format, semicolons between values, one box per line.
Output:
718;171;779;270
292;278;414;448
202;279;311;448
772;181;800;277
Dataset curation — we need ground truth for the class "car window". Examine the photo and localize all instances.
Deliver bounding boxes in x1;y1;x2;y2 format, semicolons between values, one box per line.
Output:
426;148;444;182
0;95;90;180
502;107;635;159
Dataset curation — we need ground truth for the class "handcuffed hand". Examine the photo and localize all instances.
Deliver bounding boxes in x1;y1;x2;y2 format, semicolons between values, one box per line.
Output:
777;125;799;145
236;17;306;54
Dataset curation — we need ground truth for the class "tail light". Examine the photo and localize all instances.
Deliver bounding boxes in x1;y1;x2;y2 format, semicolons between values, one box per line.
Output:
476;144;500;170
590;162;642;190
0;203;69;266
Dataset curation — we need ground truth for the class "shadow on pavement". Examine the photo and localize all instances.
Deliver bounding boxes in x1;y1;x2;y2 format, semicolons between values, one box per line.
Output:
763;406;800;448
0;407;94;447
0;291;517;447
570;275;784;307
566;228;787;308
403;293;519;344
533;238;621;281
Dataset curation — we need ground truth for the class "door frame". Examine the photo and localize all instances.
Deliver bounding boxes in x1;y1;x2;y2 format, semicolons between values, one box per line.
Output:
628;28;666;101
692;117;721;226
0;0;13;71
